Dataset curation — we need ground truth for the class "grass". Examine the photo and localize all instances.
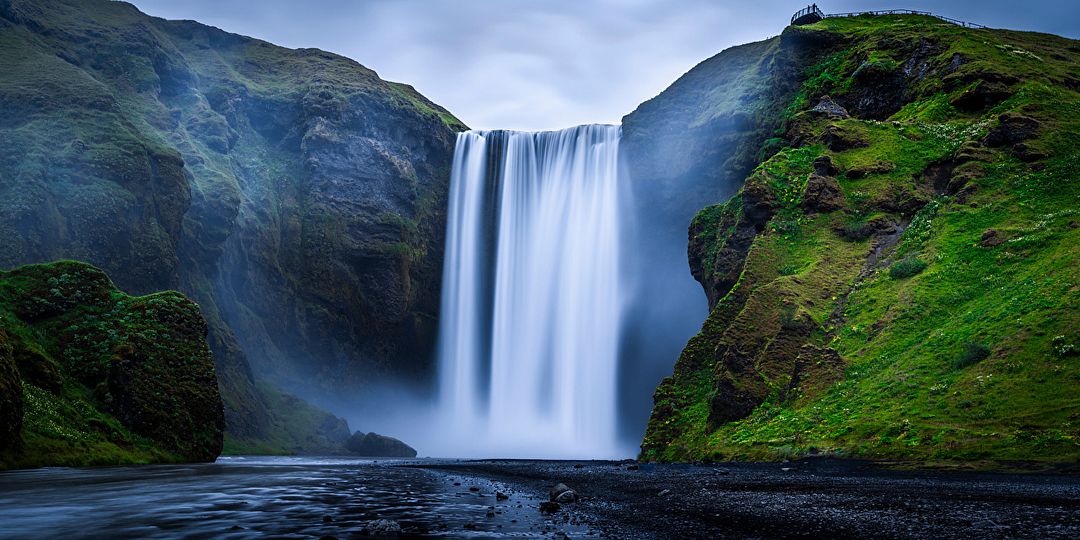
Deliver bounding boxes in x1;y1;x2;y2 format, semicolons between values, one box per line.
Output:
643;14;1080;465
0;261;223;469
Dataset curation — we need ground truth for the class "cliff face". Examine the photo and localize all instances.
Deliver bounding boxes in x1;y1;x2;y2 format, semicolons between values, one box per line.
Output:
616;24;842;442
0;0;464;450
642;16;1080;463
621;29;837;226
0;261;223;468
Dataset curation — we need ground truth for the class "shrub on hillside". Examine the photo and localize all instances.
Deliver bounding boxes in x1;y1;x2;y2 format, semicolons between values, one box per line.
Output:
889;257;928;279
954;341;991;369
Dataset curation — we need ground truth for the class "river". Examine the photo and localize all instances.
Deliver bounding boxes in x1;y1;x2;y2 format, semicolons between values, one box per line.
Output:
0;456;587;539
2;457;1079;539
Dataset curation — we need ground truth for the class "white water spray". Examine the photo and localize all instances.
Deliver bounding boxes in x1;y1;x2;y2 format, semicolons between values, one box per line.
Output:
436;125;624;458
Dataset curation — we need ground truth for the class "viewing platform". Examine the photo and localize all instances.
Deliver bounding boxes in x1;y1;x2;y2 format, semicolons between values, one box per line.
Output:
791;4;988;29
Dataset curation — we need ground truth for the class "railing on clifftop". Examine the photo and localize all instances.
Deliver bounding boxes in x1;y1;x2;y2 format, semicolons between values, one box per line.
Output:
791;6;988;29
791;4;825;25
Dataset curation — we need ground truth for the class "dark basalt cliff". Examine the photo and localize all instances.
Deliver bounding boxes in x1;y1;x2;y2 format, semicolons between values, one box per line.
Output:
0;261;223;468
638;16;1079;463
0;0;465;451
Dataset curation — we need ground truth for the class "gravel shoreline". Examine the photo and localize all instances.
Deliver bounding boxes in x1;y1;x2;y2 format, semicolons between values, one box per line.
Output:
415;458;1080;539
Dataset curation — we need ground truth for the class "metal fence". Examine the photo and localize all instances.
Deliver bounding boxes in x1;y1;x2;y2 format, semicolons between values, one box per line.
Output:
790;5;825;25
791;6;989;29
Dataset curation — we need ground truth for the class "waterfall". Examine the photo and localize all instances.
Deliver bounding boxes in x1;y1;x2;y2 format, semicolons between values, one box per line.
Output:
436;124;623;458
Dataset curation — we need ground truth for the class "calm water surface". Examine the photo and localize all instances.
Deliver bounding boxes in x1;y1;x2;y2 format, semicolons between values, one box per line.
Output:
0;456;589;539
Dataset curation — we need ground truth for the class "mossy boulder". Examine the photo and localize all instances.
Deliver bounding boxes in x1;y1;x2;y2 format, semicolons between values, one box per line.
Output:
0;261;224;467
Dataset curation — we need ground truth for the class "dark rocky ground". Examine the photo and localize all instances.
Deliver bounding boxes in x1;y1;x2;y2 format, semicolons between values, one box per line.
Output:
2;456;1078;538
417;458;1080;539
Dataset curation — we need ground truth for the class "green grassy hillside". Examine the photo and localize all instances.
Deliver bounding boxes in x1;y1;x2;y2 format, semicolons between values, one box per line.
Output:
644;15;1080;466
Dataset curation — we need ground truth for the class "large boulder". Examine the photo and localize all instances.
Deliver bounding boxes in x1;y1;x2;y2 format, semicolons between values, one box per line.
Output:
549;483;578;503
809;95;850;118
346;432;417;457
801;173;846;213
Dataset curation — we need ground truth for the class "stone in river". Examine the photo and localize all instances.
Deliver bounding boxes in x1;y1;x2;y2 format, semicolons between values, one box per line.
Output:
549;483;578;503
367;519;402;537
539;501;561;513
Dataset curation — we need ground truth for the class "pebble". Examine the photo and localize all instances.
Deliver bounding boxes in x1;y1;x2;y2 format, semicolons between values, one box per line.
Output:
367;519;401;537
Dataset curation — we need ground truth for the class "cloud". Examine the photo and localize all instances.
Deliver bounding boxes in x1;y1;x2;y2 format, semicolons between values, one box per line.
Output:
130;0;1078;131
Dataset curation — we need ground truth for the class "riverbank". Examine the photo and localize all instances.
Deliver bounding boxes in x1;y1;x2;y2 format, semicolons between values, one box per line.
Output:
417;458;1080;538
1;456;1078;538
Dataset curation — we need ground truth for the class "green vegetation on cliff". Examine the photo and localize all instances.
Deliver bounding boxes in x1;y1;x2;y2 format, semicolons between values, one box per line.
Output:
0;261;224;469
644;15;1080;465
0;0;465;452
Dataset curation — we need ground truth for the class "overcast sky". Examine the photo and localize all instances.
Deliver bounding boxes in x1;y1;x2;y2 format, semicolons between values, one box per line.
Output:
128;0;1078;131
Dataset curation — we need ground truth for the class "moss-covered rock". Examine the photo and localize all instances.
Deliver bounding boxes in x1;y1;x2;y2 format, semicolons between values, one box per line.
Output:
643;15;1080;465
0;261;224;468
0;329;23;451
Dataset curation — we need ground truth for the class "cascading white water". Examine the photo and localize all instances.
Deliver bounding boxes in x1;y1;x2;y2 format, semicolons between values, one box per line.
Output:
436;124;623;458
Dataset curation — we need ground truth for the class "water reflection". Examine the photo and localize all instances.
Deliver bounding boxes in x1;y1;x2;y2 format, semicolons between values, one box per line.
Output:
0;457;589;538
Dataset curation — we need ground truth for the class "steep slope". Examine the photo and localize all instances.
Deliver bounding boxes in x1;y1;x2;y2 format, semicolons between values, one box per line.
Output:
643;15;1080;464
615;27;844;440
0;261;223;469
622;29;836;224
0;0;465;450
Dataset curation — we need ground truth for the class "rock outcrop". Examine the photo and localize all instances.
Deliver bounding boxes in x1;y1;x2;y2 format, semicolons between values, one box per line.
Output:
0;261;224;468
346;431;418;457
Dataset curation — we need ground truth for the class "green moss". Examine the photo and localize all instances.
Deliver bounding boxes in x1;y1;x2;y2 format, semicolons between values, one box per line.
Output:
785;51;852;120
0;261;224;469
387;82;468;131
644;14;1080;466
